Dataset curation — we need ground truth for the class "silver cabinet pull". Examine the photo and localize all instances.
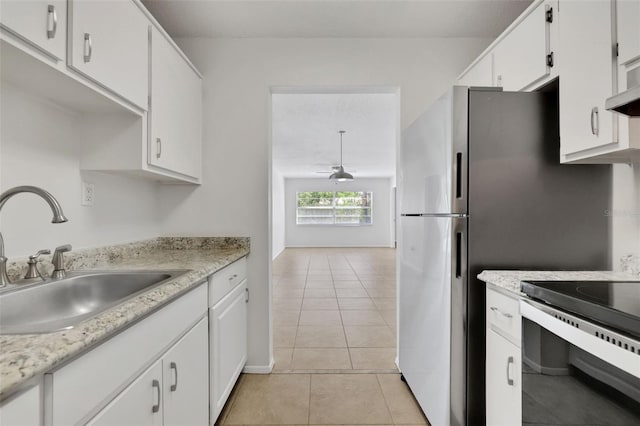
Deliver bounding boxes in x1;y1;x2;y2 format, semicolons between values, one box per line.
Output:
83;33;92;63
156;138;162;159
590;107;599;136
47;5;57;39
170;362;178;392
506;356;515;386
152;379;161;413
490;306;513;319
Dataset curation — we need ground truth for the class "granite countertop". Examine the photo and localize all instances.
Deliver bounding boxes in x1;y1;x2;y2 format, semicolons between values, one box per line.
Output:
0;237;250;400
478;270;640;297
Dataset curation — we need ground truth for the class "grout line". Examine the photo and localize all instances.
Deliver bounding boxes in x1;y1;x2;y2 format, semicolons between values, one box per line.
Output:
375;371;398;425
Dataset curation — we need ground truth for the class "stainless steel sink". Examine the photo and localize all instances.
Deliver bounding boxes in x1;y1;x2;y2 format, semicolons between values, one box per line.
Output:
0;270;188;334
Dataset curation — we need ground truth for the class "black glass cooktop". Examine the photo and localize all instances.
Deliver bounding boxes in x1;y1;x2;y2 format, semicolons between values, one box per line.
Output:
521;280;640;339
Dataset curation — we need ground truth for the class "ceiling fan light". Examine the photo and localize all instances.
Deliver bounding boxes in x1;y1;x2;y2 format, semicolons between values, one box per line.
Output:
329;166;353;181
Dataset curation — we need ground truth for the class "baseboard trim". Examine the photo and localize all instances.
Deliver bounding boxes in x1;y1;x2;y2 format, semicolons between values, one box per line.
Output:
285;244;395;248
243;360;274;374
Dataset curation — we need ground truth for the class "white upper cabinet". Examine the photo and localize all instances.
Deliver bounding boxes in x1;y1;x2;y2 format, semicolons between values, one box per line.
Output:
68;0;149;109
457;53;493;87
617;0;640;67
148;26;202;181
493;0;556;91
0;0;66;61
558;0;623;162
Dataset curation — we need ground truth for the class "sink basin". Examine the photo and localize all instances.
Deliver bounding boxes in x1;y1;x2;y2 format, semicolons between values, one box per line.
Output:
0;270;188;334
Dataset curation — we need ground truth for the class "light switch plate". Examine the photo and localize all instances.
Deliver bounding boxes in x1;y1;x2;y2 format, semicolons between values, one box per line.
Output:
81;182;95;206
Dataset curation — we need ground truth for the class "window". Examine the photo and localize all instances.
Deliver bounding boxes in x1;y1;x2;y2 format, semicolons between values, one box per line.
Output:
296;191;373;226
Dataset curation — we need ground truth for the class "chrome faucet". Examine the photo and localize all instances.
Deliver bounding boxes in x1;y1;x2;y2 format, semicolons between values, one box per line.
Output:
0;186;68;287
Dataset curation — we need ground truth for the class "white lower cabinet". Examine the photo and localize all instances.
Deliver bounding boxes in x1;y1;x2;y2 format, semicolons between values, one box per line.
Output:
486;328;522;426
210;281;248;423
87;359;164;426
486;287;522;426
88;318;209;426
0;383;42;426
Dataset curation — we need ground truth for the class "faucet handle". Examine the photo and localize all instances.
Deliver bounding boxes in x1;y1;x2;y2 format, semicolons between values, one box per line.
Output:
29;249;51;262
51;244;72;279
24;249;50;280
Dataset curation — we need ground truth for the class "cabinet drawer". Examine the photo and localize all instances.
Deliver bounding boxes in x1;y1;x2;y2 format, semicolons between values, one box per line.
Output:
45;284;207;426
486;287;521;345
208;257;247;307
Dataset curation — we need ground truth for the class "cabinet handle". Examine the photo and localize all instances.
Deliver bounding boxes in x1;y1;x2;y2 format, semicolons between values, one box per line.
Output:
506;356;515;386
590;107;599;136
83;33;92;63
152;379;161;413
170;362;178;392
245;287;249;303
490;306;513;319
47;5;57;39
156;138;162;159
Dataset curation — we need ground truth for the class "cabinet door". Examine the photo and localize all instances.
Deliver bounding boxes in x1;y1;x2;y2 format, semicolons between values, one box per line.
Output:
0;0;66;61
493;1;553;91
162;318;209;426
559;0;616;157
0;384;42;426
149;26;202;180
486;329;521;426
68;0;148;109
617;0;640;66
458;53;493;87
210;281;248;422
87;359;163;426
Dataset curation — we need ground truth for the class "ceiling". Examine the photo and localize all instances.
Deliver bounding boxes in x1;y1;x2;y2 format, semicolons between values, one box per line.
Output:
272;93;397;178
142;0;532;39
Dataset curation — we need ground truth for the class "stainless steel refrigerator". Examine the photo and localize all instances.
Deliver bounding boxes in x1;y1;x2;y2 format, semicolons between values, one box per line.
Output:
397;86;611;426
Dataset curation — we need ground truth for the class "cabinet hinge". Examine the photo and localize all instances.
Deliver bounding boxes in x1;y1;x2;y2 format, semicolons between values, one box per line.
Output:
546;52;554;68
245;287;249;303
545;7;553;23
615;43;619;57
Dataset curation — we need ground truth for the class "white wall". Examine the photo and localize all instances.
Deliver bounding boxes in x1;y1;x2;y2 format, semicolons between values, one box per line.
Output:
611;164;640;271
285;178;393;248
0;83;161;257
272;170;286;259
159;36;492;369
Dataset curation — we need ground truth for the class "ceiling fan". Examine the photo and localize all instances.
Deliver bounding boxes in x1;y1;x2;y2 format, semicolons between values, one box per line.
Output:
314;131;355;181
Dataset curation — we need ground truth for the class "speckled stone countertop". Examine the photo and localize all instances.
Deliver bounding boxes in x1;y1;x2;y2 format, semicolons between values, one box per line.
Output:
478;270;640;297
0;237;250;400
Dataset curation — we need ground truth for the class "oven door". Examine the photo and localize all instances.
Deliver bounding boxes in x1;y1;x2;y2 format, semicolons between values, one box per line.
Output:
520;299;640;425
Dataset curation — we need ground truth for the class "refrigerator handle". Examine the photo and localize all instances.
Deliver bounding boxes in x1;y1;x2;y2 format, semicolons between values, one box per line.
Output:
455;153;463;199
455;231;462;278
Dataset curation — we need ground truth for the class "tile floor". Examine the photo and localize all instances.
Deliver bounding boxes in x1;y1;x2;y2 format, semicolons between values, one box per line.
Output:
217;248;429;426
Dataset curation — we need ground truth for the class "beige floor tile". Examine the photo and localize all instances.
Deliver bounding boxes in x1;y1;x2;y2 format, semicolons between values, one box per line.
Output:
365;288;396;298
333;280;364;289
299;310;342;326
274;288;305;298
379;310;397;328
278;279;307;288
304;288;337;298
295;326;347;348
332;274;359;281
309;374;393;424
274;310;301;326
306;280;335;288
338;298;377;310
273;348;294;371
216;374;244;425
377;374;428;424
274;298;303;311
335;288;370;298
291;348;352;370
349;348;398;370
344;326;395;348
340;310;386;326
224;374;311;425
372;298;396;311
303;298;339;310
274;326;297;348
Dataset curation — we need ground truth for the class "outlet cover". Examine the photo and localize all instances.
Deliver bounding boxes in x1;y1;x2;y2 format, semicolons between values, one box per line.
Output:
81;182;95;206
